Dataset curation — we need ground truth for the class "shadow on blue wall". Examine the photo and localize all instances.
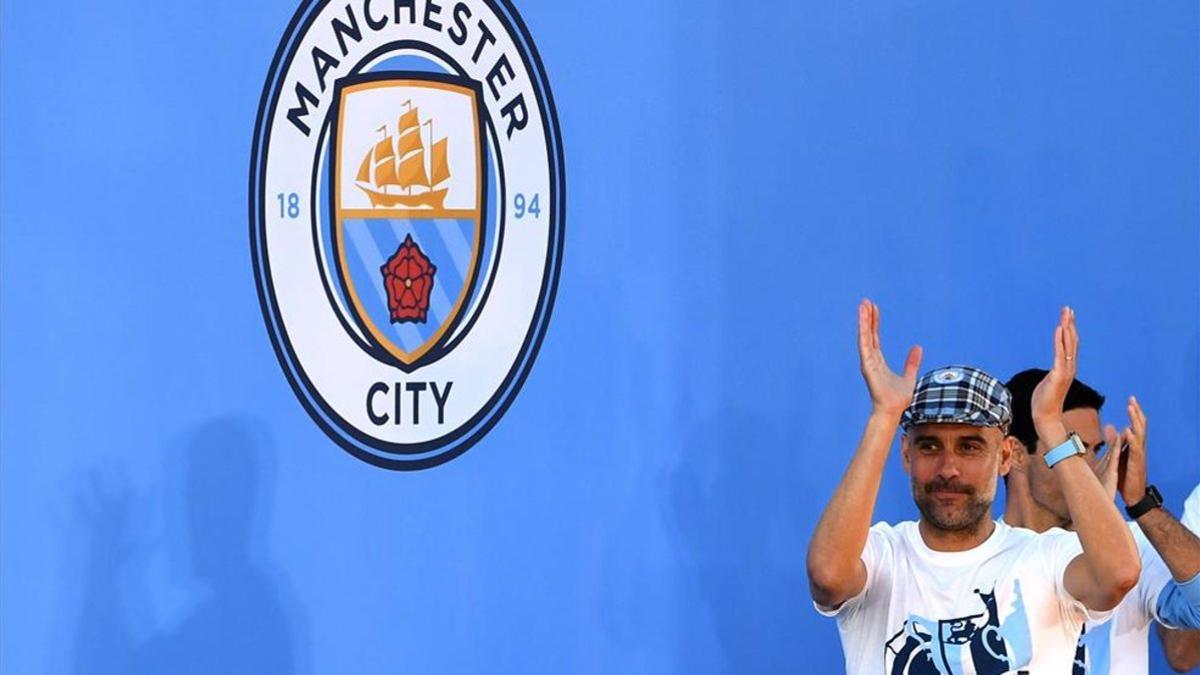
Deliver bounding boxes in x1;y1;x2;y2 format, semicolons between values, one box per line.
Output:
664;408;805;673
71;417;308;673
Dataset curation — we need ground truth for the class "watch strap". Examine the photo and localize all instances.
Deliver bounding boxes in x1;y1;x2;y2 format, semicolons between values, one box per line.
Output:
1125;485;1163;520
1045;433;1086;468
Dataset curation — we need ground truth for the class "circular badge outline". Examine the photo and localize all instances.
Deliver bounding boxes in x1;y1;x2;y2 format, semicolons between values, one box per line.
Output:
249;0;565;471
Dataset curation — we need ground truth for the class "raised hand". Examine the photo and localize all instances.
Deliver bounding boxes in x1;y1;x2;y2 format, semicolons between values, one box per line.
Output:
1095;423;1124;502
1030;307;1079;434
1118;396;1148;505
857;299;922;416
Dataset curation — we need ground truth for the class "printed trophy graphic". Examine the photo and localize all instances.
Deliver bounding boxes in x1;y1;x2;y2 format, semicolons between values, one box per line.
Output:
333;75;485;369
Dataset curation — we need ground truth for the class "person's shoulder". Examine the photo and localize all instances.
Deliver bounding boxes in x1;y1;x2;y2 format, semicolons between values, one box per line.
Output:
1002;524;1075;551
1183;482;1200;533
994;519;1039;539
1037;524;1075;538
985;520;1042;552
864;520;915;555
1013;525;1085;565
869;520;914;539
996;518;1038;537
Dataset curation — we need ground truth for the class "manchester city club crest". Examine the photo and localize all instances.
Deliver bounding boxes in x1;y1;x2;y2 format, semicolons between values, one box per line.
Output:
250;0;564;469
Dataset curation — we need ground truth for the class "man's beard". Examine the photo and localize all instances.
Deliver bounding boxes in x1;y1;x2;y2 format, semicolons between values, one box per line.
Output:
913;476;993;533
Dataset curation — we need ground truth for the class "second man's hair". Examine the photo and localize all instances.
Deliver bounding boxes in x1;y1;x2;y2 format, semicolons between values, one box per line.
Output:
1005;368;1105;453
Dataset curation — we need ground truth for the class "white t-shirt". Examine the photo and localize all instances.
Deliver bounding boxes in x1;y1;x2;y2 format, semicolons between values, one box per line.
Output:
1183;483;1200;533
1075;522;1176;674
815;519;1111;675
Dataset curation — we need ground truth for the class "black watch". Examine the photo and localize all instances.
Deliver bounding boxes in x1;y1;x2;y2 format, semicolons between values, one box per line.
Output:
1125;485;1164;520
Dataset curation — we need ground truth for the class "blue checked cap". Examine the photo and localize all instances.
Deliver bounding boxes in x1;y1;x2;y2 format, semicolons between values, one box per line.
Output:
901;365;1012;432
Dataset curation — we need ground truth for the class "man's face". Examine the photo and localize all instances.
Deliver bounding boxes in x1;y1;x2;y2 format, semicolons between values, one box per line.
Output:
903;424;1012;533
1025;407;1103;524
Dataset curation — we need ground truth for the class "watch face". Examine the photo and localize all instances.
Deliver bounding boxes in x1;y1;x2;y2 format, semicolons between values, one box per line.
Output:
1127;485;1164;519
1044;434;1088;468
1070;433;1087;455
1147;485;1163;506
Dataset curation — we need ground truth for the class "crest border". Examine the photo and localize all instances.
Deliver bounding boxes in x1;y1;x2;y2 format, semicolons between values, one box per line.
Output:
329;72;487;372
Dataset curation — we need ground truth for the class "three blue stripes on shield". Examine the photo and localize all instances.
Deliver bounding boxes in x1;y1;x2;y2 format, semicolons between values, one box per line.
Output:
342;217;474;350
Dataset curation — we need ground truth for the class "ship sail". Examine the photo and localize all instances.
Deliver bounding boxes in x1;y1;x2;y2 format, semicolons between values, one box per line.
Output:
355;103;452;206
372;136;395;162
372;136;402;188
355;152;371;183
397;127;423;157
397;152;429;188
398;108;420;135
375;152;400;187
394;108;430;189
429;138;450;187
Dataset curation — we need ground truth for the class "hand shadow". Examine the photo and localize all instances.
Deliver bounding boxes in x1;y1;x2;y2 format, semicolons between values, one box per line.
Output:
72;417;308;674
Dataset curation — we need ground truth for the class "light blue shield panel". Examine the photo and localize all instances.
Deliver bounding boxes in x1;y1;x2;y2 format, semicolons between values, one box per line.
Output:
338;215;477;361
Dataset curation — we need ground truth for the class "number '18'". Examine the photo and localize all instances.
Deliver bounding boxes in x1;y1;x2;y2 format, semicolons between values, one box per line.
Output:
277;193;300;219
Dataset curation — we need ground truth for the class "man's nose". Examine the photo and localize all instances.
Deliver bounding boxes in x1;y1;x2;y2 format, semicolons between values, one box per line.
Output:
937;454;961;479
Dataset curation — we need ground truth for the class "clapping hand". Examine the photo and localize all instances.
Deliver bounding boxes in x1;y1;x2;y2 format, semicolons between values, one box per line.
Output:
1117;397;1149;506
1030;307;1078;444
857;299;922;416
1095;424;1124;501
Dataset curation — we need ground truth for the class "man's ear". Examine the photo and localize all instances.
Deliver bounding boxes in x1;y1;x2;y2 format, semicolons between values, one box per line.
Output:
901;434;911;473
1006;437;1029;475
998;435;1017;477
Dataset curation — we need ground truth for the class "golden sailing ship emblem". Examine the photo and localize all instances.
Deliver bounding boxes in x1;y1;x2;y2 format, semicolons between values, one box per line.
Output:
355;101;452;209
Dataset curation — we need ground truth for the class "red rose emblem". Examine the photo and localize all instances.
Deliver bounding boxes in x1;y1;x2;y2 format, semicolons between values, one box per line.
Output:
380;234;437;324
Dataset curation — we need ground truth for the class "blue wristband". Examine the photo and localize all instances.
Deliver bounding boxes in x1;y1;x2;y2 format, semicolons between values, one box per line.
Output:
1044;433;1085;468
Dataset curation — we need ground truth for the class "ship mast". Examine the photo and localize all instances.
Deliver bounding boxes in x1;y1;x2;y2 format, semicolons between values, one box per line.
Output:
376;124;389;194
395;100;428;195
423;118;434;194
401;100;414;195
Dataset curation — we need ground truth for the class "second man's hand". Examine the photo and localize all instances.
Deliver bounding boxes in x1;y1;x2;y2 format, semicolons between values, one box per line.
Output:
1117;396;1148;506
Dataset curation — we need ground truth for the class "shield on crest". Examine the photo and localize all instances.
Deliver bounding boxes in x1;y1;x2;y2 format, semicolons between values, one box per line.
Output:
331;73;485;370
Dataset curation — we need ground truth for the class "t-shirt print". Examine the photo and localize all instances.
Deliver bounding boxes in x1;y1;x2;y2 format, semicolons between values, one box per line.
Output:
885;582;1032;674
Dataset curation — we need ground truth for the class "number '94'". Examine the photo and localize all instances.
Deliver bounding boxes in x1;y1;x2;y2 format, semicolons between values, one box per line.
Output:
514;193;540;219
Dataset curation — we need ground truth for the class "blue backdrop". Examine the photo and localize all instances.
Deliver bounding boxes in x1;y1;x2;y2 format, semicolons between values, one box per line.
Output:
2;1;1198;672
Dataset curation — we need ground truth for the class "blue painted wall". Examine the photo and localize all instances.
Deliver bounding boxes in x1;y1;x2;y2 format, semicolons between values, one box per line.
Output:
2;1;1197;672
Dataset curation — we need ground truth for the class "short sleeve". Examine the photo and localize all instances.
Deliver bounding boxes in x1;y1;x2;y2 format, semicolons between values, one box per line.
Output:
812;521;894;618
1155;575;1200;630
1136;536;1175;626
1038;529;1117;625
